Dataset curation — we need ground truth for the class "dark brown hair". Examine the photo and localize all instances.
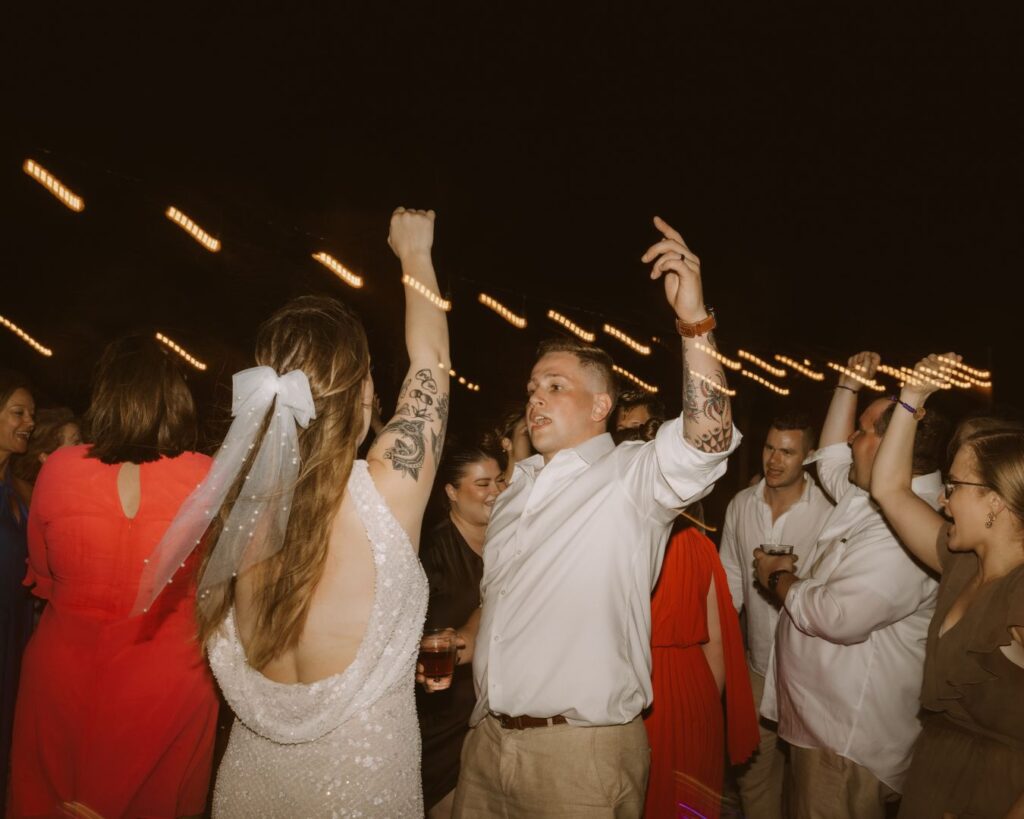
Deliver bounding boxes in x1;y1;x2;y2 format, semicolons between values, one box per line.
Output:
196;295;371;670
0;370;32;417
616;390;667;424
875;402;950;476
770;408;816;449
85;335;198;464
536;337;619;407
12;407;79;484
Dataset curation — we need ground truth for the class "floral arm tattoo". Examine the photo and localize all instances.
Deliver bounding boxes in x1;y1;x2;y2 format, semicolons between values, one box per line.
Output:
682;334;733;453
381;368;449;480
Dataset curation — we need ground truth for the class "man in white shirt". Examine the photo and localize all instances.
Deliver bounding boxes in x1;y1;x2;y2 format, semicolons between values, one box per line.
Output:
719;411;833;819
753;351;948;819
447;217;741;819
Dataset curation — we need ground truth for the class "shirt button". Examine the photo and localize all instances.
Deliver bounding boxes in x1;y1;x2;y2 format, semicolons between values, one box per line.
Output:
500;588;507;597
514;550;522;557
493;634;500;642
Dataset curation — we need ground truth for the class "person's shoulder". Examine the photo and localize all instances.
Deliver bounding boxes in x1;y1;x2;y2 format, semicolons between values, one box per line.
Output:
729;483;760;508
42;444;93;474
158;450;213;478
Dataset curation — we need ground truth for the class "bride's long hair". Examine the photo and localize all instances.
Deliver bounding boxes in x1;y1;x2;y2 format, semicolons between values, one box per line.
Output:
196;295;370;669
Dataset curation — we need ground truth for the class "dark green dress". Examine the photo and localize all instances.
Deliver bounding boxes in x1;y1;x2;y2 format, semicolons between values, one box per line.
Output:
899;544;1024;818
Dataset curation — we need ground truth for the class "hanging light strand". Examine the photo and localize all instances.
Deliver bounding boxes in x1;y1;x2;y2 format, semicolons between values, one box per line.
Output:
478;293;527;328
402;275;451;311
447;367;480;392
739;369;790;396
612;364;658;393
0;314;53;357
23;159;84;212
937;356;990;379
155;332;207;371
774;355;824;381
738;350;786;378
312;252;363;288
602;324;651;355
547;310;596;342
165;207;221;252
693;341;742;371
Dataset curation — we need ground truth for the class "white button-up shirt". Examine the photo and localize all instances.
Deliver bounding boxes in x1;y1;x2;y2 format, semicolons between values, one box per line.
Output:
719;475;834;676
761;442;942;791
471;417;741;727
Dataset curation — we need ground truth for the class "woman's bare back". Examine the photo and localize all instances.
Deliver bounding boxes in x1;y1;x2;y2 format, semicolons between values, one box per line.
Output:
234;488;377;684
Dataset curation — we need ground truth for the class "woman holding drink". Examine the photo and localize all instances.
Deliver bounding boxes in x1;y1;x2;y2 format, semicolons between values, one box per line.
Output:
417;440;503;818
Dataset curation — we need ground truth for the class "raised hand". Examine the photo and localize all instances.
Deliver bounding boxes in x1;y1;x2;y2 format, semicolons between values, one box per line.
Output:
839;350;880;391
902;352;960;405
387;207;435;261
641;216;706;322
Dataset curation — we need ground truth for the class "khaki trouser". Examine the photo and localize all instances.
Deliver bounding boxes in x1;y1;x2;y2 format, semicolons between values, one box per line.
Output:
789;745;898;819
735;666;786;819
451;714;650;818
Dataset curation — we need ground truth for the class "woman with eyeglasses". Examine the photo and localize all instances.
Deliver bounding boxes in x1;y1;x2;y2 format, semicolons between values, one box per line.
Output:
871;353;1024;818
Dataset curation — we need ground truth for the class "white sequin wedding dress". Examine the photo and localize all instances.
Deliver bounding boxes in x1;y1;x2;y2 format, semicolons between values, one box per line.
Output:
208;461;428;818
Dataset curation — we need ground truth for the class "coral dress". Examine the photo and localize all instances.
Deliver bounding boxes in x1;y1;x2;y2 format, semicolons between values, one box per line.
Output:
644;525;759;819
10;445;219;819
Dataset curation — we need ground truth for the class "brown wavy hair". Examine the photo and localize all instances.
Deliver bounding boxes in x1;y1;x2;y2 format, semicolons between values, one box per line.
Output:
85;335;197;464
196;295;371;669
12;407;79;484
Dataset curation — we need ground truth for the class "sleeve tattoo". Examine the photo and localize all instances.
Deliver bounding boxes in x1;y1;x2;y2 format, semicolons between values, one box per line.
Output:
682;335;733;453
382;368;449;480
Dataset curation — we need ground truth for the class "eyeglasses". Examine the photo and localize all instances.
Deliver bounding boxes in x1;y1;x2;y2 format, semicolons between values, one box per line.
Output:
942;479;990;498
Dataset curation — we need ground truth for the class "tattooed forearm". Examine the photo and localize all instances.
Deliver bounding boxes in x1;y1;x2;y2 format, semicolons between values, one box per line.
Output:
682;334;733;452
431;392;449;465
382;417;427;479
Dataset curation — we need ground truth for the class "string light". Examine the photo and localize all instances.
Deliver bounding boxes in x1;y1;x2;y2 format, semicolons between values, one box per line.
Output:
23;159;84;212
612;364;658;393
478;293;526;328
826;362;885;391
937;356;990;379
602;324;651;356
155;332;207;371
401;275;451;311
693;341;742;371
0;314;52;357
165;207;220;252
447;367;480;392
934;367;971;389
739;369;790;396
738;350;786;378
876;364;922;388
774;355;824;381
896;366;951;390
547;310;596;342
688;369;736;397
312;252;363;288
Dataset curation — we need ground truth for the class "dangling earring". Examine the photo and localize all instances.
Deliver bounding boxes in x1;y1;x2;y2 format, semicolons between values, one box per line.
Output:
985;511;995;529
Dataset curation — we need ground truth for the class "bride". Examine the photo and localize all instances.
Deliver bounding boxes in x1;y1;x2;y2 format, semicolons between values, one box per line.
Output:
139;208;448;817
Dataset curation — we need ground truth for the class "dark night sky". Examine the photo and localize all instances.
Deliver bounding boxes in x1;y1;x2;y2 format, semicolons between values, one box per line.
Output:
4;3;1023;496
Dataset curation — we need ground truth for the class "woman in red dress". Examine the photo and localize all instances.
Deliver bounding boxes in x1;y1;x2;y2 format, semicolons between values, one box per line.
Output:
11;336;219;818
644;521;759;819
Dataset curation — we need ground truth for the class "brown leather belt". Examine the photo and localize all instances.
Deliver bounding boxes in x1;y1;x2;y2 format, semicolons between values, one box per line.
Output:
492;712;568;730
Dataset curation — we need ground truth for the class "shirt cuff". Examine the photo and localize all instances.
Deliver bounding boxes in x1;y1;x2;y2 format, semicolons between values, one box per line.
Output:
654;417;742;501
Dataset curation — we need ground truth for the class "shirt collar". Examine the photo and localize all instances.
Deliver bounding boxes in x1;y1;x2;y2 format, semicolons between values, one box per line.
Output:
756;472;815;507
514;432;616;478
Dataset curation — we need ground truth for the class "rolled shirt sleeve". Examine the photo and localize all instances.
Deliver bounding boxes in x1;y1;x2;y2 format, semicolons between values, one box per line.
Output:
814;442;854;505
624;417;742;526
784;522;937;645
718;500;745;615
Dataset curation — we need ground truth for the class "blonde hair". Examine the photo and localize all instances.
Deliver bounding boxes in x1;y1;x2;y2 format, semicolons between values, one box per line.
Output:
963;428;1024;527
196;296;370;668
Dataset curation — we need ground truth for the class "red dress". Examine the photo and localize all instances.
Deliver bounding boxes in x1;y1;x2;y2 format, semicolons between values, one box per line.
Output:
644;526;759;819
11;446;219;819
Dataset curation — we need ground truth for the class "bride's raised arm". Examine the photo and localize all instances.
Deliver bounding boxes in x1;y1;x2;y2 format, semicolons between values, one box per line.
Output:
367;208;451;542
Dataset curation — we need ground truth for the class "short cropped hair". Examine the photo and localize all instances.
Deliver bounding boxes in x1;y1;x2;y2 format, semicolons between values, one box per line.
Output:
85;335;198;464
536;337;619;407
875;402;950;476
769;409;816;449
617;390;667;424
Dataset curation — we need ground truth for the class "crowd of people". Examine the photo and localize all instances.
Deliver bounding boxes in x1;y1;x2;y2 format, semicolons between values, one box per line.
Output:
0;207;1021;818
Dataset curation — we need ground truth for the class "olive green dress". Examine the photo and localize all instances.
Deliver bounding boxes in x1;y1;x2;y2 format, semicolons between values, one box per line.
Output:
899;544;1024;818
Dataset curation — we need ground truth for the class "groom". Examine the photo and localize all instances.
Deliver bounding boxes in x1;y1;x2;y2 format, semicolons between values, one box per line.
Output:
449;217;740;818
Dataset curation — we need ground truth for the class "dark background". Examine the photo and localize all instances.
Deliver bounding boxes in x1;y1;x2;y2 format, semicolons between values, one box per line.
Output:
4;3;1022;518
